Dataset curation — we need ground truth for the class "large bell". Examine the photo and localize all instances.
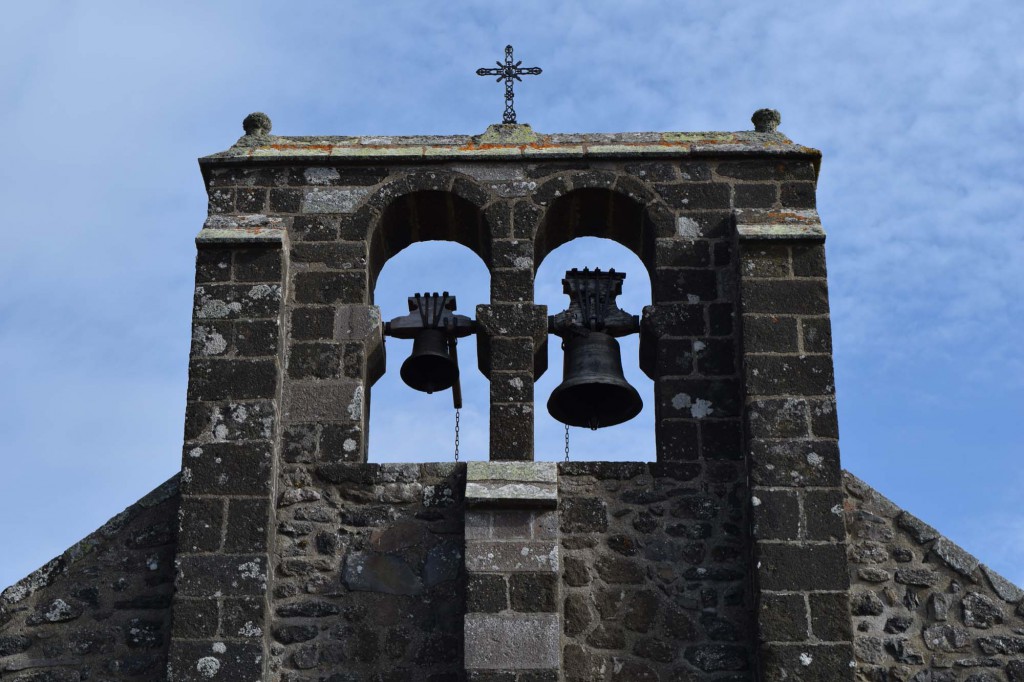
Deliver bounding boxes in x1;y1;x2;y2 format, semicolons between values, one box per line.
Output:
548;331;642;429
400;329;459;394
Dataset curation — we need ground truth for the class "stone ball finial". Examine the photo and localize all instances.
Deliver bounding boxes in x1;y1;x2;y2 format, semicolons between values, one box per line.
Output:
752;108;781;133
243;112;272;136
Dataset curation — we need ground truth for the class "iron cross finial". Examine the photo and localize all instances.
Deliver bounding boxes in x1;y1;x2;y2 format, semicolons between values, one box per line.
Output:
476;45;542;125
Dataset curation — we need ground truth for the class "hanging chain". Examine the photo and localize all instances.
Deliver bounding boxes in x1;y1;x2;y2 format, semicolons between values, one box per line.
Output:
564;424;570;462
454;409;461;462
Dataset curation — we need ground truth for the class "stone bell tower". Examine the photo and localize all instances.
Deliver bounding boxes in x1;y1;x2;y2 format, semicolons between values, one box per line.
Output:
160;108;853;681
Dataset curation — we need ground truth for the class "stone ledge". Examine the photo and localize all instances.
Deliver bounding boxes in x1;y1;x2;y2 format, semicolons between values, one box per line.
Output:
196;227;285;245
465;462;558;509
736;208;825;241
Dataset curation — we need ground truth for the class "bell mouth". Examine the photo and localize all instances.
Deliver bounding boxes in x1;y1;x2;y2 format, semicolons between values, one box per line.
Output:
547;379;643;429
400;329;459;394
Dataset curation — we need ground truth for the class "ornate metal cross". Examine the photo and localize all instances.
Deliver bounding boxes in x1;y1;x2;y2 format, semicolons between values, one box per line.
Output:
476;45;542;125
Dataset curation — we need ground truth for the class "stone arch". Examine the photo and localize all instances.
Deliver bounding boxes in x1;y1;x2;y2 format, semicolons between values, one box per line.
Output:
370;240;491;462
365;173;493;296
533;179;672;289
534;236;656;461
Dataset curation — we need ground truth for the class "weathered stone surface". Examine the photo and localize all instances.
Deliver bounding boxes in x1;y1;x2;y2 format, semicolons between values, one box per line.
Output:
464;614;560;670
933;537;980;577
845;472;1024;679
465;541;559;573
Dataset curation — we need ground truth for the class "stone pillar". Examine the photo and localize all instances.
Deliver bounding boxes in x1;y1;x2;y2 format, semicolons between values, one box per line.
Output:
736;209;855;681
476;305;548;461
168;227;286;681
463;462;561;680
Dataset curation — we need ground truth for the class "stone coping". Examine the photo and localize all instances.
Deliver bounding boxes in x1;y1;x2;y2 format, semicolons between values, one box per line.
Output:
465;462;558;509
200;124;820;165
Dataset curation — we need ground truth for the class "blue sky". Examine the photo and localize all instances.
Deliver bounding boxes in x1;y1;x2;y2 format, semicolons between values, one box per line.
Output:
1;1;1021;589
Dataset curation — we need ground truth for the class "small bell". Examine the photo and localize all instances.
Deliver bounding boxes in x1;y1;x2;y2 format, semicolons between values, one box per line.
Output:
400;329;458;394
384;292;476;408
548;331;642;429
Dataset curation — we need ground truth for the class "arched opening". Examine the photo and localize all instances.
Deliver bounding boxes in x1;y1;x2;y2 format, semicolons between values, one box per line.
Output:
534;187;658;275
532;186;661;461
534;239;654;462
367;187;492;463
368;189;490;297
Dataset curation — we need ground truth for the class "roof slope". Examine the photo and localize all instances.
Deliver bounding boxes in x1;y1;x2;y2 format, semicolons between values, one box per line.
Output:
0;477;180;681
844;472;1024;680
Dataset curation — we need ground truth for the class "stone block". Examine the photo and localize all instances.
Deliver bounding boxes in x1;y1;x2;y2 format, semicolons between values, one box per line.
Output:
489;403;534;461
488;510;536;539
804;489;847;541
760;642;854;682
654;238;712;268
291;215;339;241
781;182;816;208
283;380;363;423
742;244;791;278
509;573;558;612
465;541;559;573
290;307;335;340
223;498;270;553
741;279;829;315
181;441;272;496
757;543;849;591
748;397;809;438
467;574;508;613
194;283;282;320
293;271;368;304
234;248;282;282
759;592;808;642
303;187;372;213
654;267;719;303
752;489;800;540
700;417;741;458
657;419;700;461
464;613;560;670
750;439;841;487
177;498;224;552
654;182;731;210
743;314;799;353
559;497;608;533
170;598;218;639
187;359;278;401
744;354;835;396
176;555;267;597
809;592;853;642
734;183;778;208
220;596;265;640
167;639;264;682
234;319;280;356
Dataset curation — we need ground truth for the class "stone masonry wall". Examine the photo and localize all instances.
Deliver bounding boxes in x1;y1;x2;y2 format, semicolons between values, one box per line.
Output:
0;477;180;681
558;461;753;681
845;472;1024;682
270;462;466;681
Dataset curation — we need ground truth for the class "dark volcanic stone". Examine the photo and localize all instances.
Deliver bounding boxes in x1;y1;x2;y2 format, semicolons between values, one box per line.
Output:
0;634;32;656
962;591;1004;629
560;497;608;533
683;644;748;671
276;599;340;618
342;552;423;595
510;573;557;612
274;624;319;644
850;590;885;616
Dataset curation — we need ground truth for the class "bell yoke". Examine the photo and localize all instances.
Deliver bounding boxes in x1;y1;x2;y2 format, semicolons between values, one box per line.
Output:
383;267;643;430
